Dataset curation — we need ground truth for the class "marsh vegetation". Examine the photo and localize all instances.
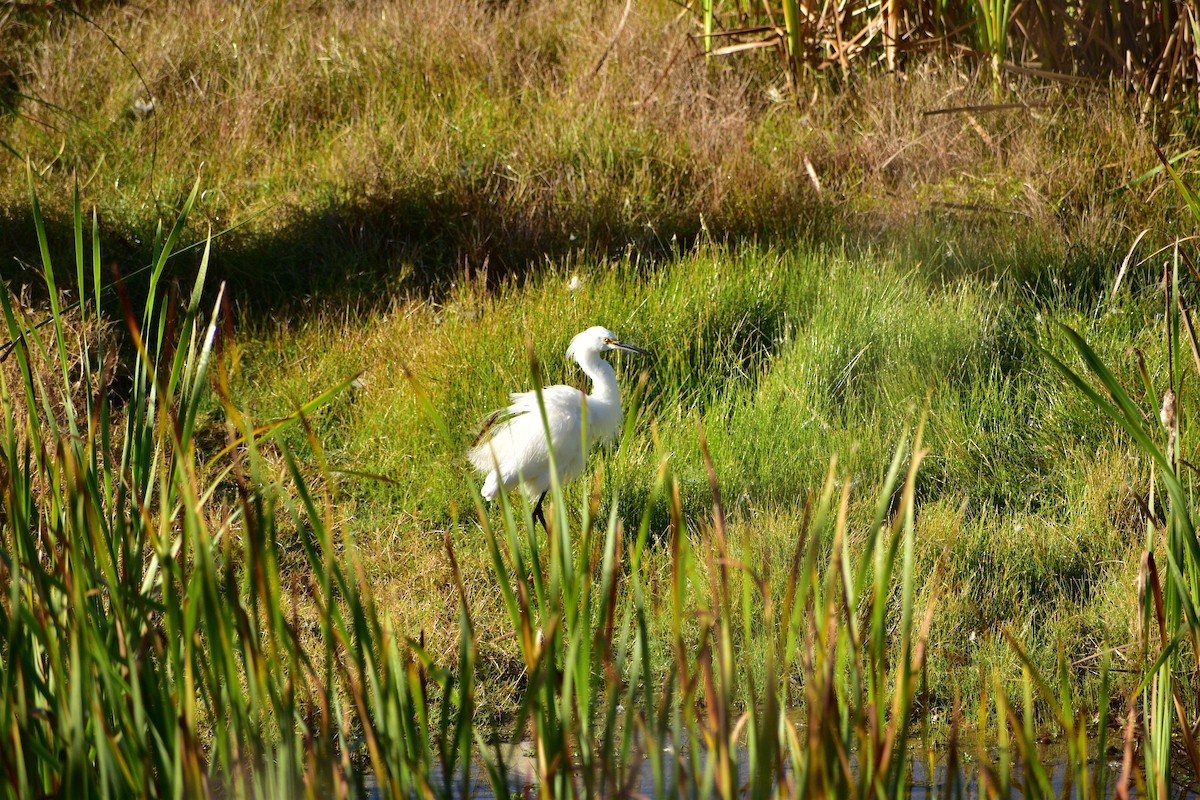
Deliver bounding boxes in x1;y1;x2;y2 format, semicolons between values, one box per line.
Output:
5;0;1200;796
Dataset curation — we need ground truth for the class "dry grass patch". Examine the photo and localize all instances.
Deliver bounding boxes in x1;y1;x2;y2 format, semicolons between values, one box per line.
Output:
0;0;1187;314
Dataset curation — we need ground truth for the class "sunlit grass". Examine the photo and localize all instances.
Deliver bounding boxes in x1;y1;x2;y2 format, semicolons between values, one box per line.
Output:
8;1;1200;795
213;226;1174;724
6;168;1200;797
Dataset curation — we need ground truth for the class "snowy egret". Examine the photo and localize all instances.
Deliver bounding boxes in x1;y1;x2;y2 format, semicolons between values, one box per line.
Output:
468;325;649;528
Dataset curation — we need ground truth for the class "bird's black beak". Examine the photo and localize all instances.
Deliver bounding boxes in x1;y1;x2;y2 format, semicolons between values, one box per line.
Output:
613;341;650;357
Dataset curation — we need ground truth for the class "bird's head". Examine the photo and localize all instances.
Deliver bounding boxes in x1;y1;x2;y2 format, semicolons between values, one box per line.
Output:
567;326;650;362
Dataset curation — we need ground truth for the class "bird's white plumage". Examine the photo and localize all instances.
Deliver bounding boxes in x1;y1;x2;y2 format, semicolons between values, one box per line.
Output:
469;326;642;502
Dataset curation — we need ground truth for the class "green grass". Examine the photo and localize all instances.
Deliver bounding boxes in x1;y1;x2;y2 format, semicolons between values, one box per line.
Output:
8;1;1200;793
2;177;1053;795
218;231;1165;721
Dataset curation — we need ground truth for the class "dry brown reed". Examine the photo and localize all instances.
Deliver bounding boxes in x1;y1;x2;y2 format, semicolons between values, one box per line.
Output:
704;0;1200;103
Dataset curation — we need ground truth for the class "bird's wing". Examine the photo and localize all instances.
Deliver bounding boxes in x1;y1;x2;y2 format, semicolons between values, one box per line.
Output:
467;388;547;449
467;392;542;473
503;386;584;416
506;389;543;414
528;385;584;414
469;406;524;448
468;384;591;495
468;386;583;462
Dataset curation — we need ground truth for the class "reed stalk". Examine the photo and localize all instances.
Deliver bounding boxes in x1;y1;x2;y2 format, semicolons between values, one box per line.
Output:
2;172;1192;798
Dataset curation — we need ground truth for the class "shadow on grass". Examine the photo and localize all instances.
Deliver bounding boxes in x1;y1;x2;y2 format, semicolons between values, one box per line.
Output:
0;181;814;320
0;180;1126;328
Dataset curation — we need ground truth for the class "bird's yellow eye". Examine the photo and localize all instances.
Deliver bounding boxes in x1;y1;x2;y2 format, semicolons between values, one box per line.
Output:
602;337;615;344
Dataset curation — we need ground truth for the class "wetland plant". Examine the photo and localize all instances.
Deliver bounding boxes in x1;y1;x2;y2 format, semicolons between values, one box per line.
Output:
1;174;1197;799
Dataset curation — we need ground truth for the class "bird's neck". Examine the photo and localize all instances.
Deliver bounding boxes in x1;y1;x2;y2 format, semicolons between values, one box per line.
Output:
575;352;623;442
576;352;620;403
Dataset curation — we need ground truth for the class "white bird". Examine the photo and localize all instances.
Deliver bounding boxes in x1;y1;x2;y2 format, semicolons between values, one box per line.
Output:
468;325;649;527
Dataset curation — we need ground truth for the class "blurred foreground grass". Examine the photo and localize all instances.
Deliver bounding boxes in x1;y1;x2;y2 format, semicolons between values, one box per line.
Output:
0;0;1194;729
0;179;1154;797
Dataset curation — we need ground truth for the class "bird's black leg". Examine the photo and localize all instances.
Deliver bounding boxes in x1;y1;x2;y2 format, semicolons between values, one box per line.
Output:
533;491;548;532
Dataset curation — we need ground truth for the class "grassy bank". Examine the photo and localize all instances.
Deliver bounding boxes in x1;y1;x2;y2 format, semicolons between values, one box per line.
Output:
2;0;1200;744
8;177;1199;796
236;231;1153;720
0;184;1152;797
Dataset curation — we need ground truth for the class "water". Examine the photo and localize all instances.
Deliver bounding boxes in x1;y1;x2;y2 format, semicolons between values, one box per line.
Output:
354;742;1200;798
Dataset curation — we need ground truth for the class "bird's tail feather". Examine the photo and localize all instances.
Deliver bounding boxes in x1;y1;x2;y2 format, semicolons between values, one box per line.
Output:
481;471;501;501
